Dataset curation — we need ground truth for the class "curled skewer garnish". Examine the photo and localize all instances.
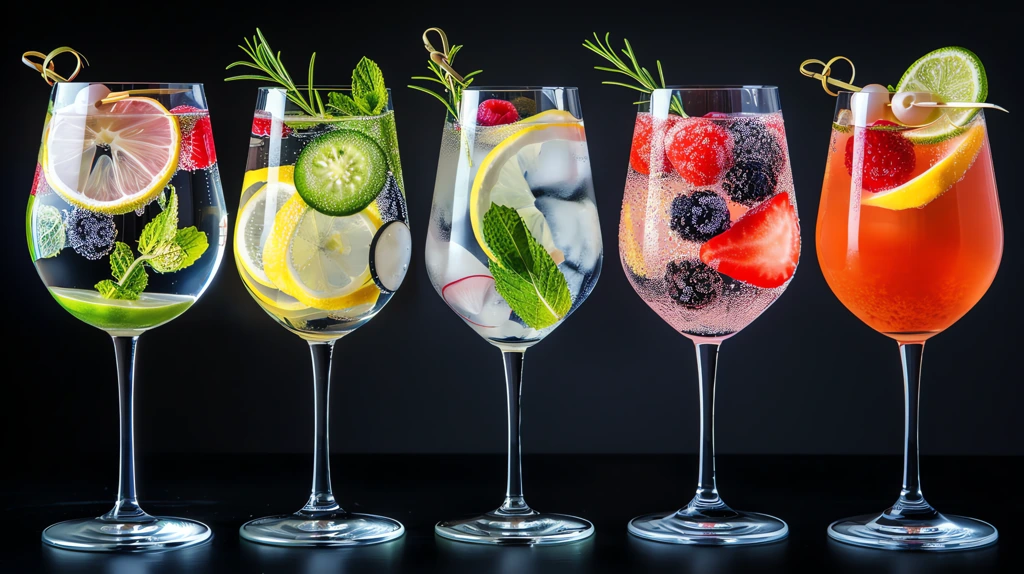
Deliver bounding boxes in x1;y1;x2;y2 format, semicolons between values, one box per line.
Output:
408;27;481;123
22;47;88;85
799;56;858;96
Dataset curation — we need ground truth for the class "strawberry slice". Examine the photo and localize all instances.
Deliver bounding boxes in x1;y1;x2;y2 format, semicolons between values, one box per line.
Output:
252;113;294;137
170;105;217;171
629;113;678;175
699;193;799;288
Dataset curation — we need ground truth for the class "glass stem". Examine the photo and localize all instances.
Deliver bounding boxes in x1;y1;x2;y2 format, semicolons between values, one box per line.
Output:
499;350;531;514
690;342;727;511
889;342;936;519
102;336;150;523
300;341;341;516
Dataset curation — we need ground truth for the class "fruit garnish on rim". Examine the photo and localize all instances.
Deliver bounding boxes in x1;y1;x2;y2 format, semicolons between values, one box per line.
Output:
801;48;1008;209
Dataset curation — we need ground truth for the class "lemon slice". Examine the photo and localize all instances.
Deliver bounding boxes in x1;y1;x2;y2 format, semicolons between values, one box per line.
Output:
520;109;578;124
263;194;383;310
862;123;986;210
43;97;180;215
470;122;586;261
236;167;297;287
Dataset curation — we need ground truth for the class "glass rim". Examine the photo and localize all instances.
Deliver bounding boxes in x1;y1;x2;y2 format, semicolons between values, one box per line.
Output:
652;85;778;91
462;86;578;91
259;86;392;91
51;81;205;87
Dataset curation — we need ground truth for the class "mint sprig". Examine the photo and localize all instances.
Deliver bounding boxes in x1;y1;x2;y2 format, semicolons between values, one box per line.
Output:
482;204;571;330
227;30;389;118
94;188;209;300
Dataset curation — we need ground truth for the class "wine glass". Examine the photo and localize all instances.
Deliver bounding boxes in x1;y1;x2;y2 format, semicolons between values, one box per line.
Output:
28;82;227;551
235;87;410;546
621;87;799;545
425;87;603;545
817;91;1001;550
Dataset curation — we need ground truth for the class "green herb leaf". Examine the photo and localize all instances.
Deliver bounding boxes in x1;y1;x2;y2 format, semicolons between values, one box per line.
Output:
173;227;209;270
483;204;571;330
110;242;148;295
95;279;139;300
583;32;687;117
138;189;178;255
327;92;364;116
352;57;388;115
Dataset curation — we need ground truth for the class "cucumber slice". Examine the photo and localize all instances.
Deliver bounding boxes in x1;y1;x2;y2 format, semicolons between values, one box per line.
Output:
294;129;387;216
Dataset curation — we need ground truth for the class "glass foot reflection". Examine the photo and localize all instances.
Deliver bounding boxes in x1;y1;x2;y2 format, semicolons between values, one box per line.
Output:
629;504;788;546
828;511;997;551
42;515;211;552
435;509;594;545
240;512;404;547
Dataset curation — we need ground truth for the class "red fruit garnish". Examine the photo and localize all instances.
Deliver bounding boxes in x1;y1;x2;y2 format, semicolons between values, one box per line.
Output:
699;193;799;288
477;99;519;126
844;120;915;192
629;113;678;175
703;111;731;118
30;163;48;196
251;113;293;137
664;118;734;185
171;105;217;171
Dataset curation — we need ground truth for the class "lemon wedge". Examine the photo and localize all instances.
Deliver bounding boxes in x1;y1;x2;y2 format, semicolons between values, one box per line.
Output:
469;122;586;262
862;123;986;210
262;194;382;311
43;97;180;215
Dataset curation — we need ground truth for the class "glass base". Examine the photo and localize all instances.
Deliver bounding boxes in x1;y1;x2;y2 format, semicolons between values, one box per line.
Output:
828;511;998;551
628;505;788;546
435;509;595;545
42;515;211;552
239;512;405;547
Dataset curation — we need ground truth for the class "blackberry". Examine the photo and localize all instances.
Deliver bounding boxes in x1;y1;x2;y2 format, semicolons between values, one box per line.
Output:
669;191;731;242
65;208;115;261
722;160;777;206
729;119;782;175
665;260;722;309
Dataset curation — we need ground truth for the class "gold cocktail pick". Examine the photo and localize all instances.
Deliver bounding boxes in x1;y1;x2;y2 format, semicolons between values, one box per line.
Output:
423;28;465;89
23;47;88;85
799;55;1008;112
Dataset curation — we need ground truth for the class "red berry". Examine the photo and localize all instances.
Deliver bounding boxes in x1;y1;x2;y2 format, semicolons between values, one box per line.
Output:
844;120;915;192
703;111;731;119
699;193;799;288
665;118;734;186
171;105;217;171
477;99;519;126
30;163;48;196
251;113;293;137
629;113;678;175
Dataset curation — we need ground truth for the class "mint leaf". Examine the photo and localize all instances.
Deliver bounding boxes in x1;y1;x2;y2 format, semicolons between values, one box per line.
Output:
327;91;364;116
173;227;208;269
483;204;571;330
110;242;148;295
352;57;388;115
95;279;140;300
138;189;178;255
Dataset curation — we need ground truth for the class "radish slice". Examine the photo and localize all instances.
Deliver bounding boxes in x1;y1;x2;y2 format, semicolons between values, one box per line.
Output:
441;275;509;328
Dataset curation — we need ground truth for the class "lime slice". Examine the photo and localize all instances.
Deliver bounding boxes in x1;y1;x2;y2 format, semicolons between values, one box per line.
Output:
32;203;65;259
50;287;194;332
263;194;383;310
862;123;985;210
236;171;297;287
43;97;180;214
469;122;586;262
294;129;388;216
895;47;987;143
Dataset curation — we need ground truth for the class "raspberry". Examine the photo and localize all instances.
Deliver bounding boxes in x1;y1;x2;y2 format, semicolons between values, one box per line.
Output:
252;112;294;137
477;99;519;126
171;105;217;171
844;121;916;192
664;119;733;185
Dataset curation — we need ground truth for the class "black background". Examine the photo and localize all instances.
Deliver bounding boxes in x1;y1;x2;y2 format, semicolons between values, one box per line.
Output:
4;5;1022;466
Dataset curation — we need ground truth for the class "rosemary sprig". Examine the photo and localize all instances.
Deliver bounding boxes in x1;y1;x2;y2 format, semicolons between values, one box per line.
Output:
225;29;325;117
408;31;481;124
582;33;686;117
